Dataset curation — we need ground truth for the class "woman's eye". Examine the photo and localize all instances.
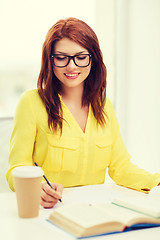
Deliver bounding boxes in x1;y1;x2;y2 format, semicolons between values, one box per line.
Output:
77;56;87;60
55;56;67;61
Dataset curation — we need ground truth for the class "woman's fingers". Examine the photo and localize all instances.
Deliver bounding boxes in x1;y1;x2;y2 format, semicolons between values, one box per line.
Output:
43;183;60;199
40;182;63;208
51;183;64;197
40;191;58;208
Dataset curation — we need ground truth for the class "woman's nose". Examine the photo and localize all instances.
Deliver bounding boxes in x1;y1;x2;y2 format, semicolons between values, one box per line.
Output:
66;59;77;71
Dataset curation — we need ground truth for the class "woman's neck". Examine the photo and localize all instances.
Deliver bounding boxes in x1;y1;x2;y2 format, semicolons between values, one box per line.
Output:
60;84;84;107
60;83;89;132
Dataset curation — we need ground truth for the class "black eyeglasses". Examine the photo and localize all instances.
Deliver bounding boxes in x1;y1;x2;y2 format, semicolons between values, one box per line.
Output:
51;54;92;68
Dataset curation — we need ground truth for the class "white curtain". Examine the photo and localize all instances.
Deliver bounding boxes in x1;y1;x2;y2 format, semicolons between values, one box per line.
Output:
115;0;160;173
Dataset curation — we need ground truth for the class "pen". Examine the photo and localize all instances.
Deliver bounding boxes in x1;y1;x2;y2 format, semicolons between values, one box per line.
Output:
34;162;62;202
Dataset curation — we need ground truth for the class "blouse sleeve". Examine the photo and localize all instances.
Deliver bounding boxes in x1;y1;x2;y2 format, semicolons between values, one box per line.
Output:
6;91;37;191
107;99;160;193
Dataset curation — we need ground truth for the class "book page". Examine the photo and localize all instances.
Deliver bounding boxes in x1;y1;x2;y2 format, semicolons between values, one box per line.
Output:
58;184;116;206
51;203;122;228
113;195;160;218
93;203;160;226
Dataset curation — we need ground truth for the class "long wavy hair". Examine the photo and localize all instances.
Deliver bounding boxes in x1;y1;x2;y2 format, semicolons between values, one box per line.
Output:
37;17;107;133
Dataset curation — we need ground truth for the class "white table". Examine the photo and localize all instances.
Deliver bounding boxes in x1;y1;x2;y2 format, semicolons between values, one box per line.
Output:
1;183;160;240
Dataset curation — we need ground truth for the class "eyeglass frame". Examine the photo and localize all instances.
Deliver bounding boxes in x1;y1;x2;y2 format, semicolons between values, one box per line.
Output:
51;53;92;68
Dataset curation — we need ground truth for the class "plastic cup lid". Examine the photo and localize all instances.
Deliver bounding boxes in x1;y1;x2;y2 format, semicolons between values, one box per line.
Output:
12;166;44;178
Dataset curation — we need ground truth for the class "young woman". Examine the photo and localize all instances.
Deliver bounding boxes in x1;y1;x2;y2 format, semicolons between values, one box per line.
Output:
6;18;160;208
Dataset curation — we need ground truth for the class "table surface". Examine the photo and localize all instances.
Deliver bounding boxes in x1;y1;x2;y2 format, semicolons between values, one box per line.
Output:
1;183;160;240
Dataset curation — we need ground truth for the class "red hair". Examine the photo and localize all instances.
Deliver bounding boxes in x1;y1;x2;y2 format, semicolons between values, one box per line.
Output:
37;17;107;133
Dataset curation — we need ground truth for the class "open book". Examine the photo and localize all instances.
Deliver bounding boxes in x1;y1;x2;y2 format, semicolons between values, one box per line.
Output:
48;202;160;238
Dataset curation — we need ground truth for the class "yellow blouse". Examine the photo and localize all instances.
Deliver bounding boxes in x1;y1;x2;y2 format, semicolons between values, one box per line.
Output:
6;90;160;192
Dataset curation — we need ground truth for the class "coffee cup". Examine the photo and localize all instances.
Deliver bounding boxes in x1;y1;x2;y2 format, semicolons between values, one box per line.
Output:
12;166;44;218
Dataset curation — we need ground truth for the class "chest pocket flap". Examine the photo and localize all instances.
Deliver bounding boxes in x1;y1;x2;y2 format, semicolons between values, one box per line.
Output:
47;134;79;150
96;135;112;148
43;134;79;172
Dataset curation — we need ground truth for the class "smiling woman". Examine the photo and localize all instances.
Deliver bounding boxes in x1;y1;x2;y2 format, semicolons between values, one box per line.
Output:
6;17;160;209
37;18;106;134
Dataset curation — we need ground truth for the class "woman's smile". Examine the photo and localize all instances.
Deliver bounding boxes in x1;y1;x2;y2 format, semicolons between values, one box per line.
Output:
64;72;80;79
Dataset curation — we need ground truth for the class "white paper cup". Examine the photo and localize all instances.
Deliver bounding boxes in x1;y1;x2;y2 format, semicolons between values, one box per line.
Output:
12;166;44;218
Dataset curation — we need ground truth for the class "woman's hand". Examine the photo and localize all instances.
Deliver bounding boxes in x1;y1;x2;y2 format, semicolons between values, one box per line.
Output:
40;182;63;208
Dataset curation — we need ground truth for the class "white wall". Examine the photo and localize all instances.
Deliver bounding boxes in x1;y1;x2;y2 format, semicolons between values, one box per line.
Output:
115;0;160;173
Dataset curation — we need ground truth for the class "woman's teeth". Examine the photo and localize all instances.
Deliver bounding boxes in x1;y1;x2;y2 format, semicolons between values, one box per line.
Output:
65;73;79;77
